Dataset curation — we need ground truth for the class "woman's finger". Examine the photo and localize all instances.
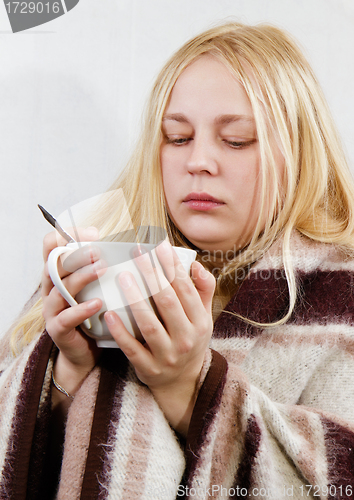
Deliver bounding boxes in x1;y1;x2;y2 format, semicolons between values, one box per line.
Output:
129;249;193;340
42;263;55;298
133;247;171;296
117;272;172;355
155;242;212;323
42;246;103;298
60;243;101;275
42;254;106;300
104;310;156;373
42;226;99;262
45;297;102;339
190;261;216;313
43;230;70;262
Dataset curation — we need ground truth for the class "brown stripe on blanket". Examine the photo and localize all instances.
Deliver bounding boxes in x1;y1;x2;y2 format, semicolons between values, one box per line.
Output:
231;414;262;496
213;269;354;339
321;416;354;498
0;331;53;500
181;350;228;493
213;270;290;338
26;358;55;500
290;270;354;326
81;348;129;499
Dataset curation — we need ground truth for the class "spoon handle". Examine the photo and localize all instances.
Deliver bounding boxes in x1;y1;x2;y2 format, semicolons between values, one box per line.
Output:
38;204;76;243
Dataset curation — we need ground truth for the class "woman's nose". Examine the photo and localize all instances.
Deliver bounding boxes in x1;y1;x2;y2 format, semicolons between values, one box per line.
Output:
186;136;218;175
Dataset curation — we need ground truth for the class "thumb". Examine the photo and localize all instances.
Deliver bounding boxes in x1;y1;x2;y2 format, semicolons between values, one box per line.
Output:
191;261;216;312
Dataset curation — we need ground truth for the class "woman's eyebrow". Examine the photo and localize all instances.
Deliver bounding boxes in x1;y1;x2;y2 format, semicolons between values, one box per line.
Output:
162;113;255;125
215;114;255;125
162;113;189;123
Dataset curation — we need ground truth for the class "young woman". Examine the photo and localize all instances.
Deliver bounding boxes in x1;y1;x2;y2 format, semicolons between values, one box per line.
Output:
1;21;354;499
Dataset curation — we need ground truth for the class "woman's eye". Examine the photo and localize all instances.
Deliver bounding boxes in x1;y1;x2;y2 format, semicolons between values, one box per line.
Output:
165;137;192;145
225;139;257;149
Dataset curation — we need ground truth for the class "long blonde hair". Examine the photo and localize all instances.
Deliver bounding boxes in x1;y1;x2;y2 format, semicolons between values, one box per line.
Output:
11;21;354;351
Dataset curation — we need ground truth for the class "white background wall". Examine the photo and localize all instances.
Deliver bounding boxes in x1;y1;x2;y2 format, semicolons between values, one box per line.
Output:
1;0;353;335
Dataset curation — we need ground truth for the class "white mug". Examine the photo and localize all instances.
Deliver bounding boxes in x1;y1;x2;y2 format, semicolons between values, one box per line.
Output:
48;241;197;348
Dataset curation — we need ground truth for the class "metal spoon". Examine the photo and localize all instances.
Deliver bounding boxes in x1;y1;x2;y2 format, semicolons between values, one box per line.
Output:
38;204;76;243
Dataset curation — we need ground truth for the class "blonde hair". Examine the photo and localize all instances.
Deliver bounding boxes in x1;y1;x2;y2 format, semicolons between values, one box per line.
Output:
11;21;354;351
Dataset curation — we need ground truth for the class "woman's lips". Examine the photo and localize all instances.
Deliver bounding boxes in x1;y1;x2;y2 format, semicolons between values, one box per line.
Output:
183;192;225;211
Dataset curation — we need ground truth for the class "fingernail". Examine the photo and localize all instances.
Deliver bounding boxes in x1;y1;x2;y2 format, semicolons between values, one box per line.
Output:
199;266;209;279
86;299;101;311
119;272;133;289
105;311;116;325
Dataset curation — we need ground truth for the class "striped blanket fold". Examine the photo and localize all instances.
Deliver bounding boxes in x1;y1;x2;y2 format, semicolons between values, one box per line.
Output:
1;231;354;499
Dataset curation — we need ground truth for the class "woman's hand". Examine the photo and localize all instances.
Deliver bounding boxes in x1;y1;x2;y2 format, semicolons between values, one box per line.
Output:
41;227;103;400
104;241;215;436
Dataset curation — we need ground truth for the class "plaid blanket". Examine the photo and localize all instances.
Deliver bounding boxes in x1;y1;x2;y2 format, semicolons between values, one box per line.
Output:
1;232;354;499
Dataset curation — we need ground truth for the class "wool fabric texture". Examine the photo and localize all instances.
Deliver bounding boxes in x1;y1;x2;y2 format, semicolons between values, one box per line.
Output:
0;231;354;499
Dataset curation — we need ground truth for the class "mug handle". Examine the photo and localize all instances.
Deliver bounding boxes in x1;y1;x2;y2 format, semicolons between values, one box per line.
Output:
47;246;92;330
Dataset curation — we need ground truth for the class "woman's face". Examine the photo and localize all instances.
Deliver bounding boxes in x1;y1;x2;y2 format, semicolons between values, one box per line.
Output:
161;55;282;255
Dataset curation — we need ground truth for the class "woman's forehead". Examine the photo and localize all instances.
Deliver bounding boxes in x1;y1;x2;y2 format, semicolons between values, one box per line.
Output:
165;56;254;120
